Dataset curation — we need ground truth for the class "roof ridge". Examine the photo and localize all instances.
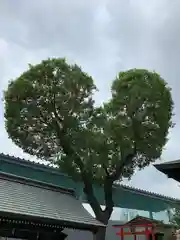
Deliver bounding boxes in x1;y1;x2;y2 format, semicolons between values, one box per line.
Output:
114;182;180;202
0;152;70;177
1;153;180;203
0;152;57;169
0;171;75;196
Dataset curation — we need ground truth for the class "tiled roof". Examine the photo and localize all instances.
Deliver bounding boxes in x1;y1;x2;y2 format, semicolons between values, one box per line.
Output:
114;183;180;203
1;153;180;208
0;173;104;229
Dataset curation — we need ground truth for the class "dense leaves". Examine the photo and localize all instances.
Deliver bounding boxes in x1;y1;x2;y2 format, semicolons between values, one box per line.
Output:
5;59;97;178
4;59;173;182
4;58;174;231
106;69;173;172
171;208;180;226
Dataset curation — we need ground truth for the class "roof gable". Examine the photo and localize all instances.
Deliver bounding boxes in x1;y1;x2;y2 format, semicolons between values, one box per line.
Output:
126;216;161;226
113;216;161;227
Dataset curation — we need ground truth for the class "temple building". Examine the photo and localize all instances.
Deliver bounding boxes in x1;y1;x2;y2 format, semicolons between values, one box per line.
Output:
0;153;179;239
0;167;104;239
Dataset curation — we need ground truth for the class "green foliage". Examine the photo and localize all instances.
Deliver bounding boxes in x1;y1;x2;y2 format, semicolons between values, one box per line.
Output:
4;59;174;185
171;208;180;226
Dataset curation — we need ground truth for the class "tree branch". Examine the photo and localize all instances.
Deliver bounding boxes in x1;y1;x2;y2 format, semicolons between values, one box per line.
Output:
83;178;103;219
102;145;137;221
102;164;110;176
111;143;137;182
111;116;139;182
103;177;114;221
51;100;102;218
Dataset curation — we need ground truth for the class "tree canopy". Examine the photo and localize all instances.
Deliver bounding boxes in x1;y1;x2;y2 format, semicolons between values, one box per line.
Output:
4;58;174;238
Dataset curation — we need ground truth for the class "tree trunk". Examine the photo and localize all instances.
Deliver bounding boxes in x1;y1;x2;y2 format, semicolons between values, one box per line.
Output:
94;210;110;240
82;174;113;240
95;227;107;240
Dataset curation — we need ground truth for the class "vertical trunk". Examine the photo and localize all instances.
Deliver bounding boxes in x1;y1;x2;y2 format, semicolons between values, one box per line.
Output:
94;210;111;240
94;227;107;240
82;173;113;240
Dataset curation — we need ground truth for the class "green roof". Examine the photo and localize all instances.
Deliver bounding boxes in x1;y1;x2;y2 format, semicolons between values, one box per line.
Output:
0;153;180;212
0;172;104;230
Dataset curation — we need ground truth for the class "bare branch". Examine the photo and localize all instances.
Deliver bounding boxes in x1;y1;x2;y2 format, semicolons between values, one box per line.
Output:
102;164;110;177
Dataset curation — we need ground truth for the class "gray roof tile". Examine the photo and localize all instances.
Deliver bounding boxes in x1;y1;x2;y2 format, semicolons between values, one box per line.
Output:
0;175;104;228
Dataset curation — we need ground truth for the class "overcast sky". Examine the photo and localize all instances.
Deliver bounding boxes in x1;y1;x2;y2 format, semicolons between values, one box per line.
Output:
0;0;180;207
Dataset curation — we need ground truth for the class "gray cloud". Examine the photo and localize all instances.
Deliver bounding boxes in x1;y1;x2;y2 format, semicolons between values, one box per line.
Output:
0;0;101;55
0;0;180;205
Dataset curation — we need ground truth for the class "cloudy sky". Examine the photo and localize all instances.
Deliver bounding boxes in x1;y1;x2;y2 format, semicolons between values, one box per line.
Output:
0;0;180;209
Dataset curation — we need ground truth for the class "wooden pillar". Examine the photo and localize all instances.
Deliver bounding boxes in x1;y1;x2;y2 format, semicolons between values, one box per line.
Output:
145;227;149;240
121;228;124;240
151;227;155;240
134;233;137;240
115;227;124;239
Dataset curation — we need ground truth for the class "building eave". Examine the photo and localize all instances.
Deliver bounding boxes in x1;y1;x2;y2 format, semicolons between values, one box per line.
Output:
1;153;180;210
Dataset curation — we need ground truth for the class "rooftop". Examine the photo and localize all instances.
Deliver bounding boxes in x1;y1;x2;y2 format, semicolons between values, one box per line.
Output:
154;160;180;182
0;171;104;231
1;153;180;212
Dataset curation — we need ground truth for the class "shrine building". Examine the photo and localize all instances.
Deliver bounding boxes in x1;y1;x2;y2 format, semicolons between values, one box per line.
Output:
0;153;179;240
